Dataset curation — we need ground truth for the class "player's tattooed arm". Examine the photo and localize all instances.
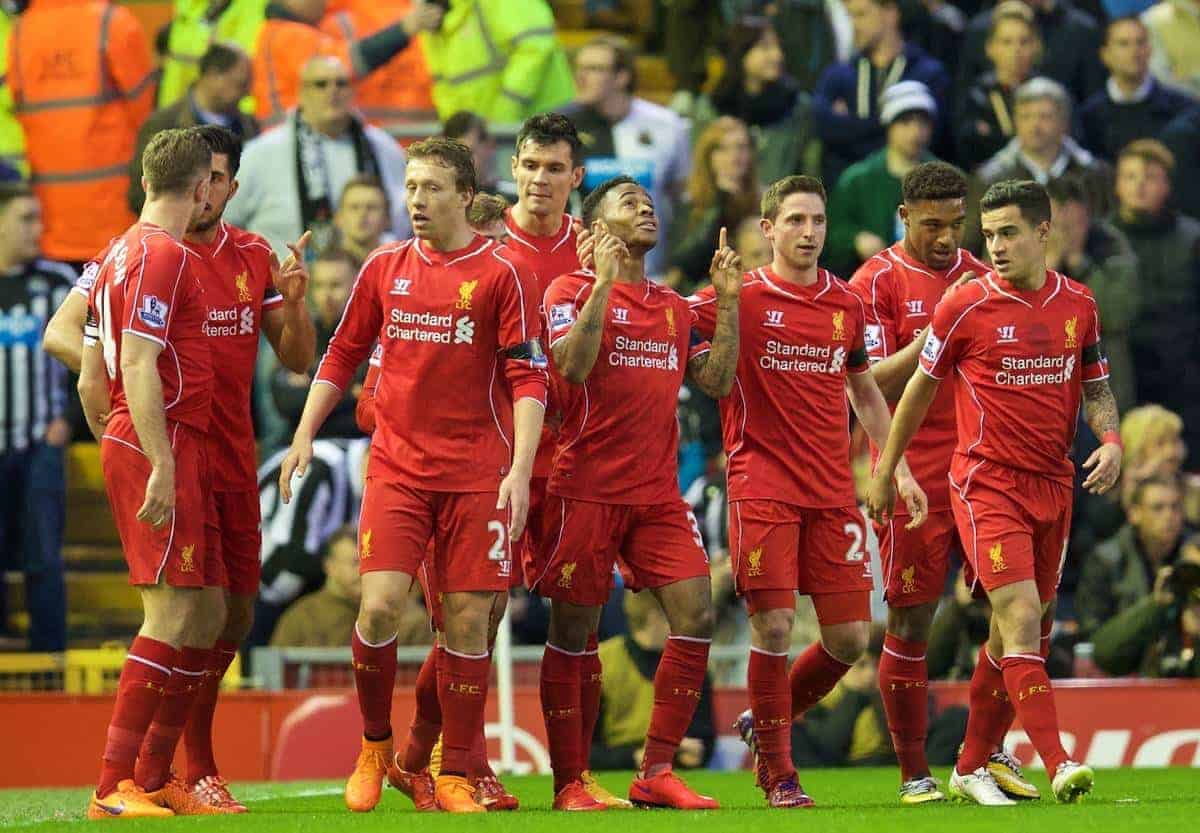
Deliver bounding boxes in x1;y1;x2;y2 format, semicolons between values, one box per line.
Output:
687;227;742;398
1081;378;1123;495
553;223;623;383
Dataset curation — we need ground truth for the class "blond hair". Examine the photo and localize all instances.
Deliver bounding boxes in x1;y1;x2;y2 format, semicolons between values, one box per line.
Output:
1121;404;1184;468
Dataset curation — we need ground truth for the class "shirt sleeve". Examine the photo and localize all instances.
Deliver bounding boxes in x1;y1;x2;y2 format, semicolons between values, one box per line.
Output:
543;275;584;348
1080;292;1110;382
495;258;549;406
122;243;189;349
355;344;382;434
847;261;897;362
846;297;870;374
686;284;718;341
686;305;711;362
72;260;99;298
918;290;973;380
314;260;383;392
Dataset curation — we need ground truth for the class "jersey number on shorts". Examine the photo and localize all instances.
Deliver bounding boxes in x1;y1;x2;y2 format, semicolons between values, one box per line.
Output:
843;522;864;562
486;520;507;561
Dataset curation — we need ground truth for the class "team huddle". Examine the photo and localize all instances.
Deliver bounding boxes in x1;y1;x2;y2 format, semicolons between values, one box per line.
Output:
48;110;1123;818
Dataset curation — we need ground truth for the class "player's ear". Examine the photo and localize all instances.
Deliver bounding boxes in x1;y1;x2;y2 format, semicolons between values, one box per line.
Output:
228;179;240;201
571;165;585;190
759;216;773;242
898;203;909;227
510;155;519;180
1037;219;1051;242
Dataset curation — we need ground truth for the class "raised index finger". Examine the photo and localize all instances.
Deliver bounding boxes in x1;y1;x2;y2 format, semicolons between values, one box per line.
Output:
718;226;727;251
291;230;313;254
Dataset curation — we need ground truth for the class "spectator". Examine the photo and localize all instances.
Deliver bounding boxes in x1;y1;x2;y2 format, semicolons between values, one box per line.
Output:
1079;17;1195;163
0;183;72;652
955;0;1105;105
1092;533;1200;677
319;0;441;127
225;55;410;260
270;526;362;647
467;193;511;243
333;175;393;262
1141;0;1200;99
156;0;269;109
827;81;937;276
692;18;819;185
1160;103;1200;221
790;625;895;767
128;42;258;214
668;117;759;292
441;111;509;199
970;77;1112;250
248;438;369;650
271;247;365;439
591;591;716;771
955;1;1043;172
813;0;950;185
1109;140;1200;462
1122;405;1189;495
928;567;994;680
564;35;690;279
421;0;573;122
1076;475;1189;638
251;0;440;127
734;215;771;269
8;0;154;268
1045;176;1140;410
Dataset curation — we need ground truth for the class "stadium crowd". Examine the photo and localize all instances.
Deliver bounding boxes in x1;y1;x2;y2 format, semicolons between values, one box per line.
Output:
1;0;1200;799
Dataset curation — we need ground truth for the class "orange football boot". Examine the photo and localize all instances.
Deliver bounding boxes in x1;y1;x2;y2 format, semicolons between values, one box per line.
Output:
434;775;485;813
345;737;393;812
87;780;174;819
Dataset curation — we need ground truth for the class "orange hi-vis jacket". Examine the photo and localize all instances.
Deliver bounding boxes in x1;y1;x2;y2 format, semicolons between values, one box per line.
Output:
8;0;154;262
320;0;435;127
252;16;356;128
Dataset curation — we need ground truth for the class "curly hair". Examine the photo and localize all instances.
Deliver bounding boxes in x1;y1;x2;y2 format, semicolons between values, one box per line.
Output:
902;161;968;204
516;112;584;166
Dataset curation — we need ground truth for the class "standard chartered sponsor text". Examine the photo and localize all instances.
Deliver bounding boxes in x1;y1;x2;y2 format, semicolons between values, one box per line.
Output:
995;354;1076;386
608;334;676;369
760;339;845;373
387;308;454;343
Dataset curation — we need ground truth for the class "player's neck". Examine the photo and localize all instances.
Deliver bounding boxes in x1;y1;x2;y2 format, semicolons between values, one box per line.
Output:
422;224;477;254
186;223;221;246
140;198;194;241
613;254;646;285
511;202;563;237
1005;262;1048;291
770;257;819;287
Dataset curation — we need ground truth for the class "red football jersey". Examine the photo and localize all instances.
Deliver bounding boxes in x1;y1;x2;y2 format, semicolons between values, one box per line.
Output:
315;236;548;491
690;268;870;508
544;271;709;505
183;222;282;491
919;270;1109;483
84;223;212;435
502;210;581;477
849;244;989;512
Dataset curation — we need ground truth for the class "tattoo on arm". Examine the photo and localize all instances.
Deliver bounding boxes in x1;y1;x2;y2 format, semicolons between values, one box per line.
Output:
552;285;612;382
687;301;739;398
1082;378;1120;439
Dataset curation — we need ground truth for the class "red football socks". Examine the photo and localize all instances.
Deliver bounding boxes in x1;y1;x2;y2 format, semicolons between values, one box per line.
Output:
642;635;710;774
958;645;1013;773
789;642;851;718
540;643;584;791
98;636;176;797
748;647;794;786
1001;654;1068;773
437;647;491;776
136;646;207;791
184;639;238;783
878;633;931;781
401;644;443;772
352;625;398;741
580;633;602;774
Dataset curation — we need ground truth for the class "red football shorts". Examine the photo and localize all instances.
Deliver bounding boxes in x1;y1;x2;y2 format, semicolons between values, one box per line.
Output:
518;475;550;589
206;489;262;596
948;456;1072;603
416;547;442;633
876;510;959;607
730;500;873;622
102;421;216;588
533;496;710;606
357;479;512;594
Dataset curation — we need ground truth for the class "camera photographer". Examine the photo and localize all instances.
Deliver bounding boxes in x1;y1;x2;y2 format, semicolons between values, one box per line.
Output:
1092;536;1200;678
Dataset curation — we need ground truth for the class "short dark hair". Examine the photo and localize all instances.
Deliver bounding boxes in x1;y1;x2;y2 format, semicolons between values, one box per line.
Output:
902;161;968;204
142;128;212;197
980;179;1051;226
577;35;636;94
338;174;389;212
199;41;246;77
1104;15;1147;45
1129;473;1182;508
407;137;476;194
0;181;33;214
581;175;639;227
313;246;361;273
761;175;827;221
515;112;584;166
1045;175;1087;206
191;124;243;177
441;111;489;142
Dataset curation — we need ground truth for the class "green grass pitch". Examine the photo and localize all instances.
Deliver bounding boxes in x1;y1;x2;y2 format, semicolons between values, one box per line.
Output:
1;768;1194;832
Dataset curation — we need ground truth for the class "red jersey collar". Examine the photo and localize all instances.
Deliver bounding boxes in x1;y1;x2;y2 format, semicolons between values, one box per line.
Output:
503;209;574;253
886;243;963;281
413;235;492;266
985;269;1063;308
758;266;831;300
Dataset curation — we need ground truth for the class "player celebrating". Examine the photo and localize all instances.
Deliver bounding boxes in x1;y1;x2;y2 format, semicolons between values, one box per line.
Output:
76;129;213;819
44;126;316;814
689;175;927;808
533;175;739;810
279;138;547;815
868;180;1122;805
844;162;1034;804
